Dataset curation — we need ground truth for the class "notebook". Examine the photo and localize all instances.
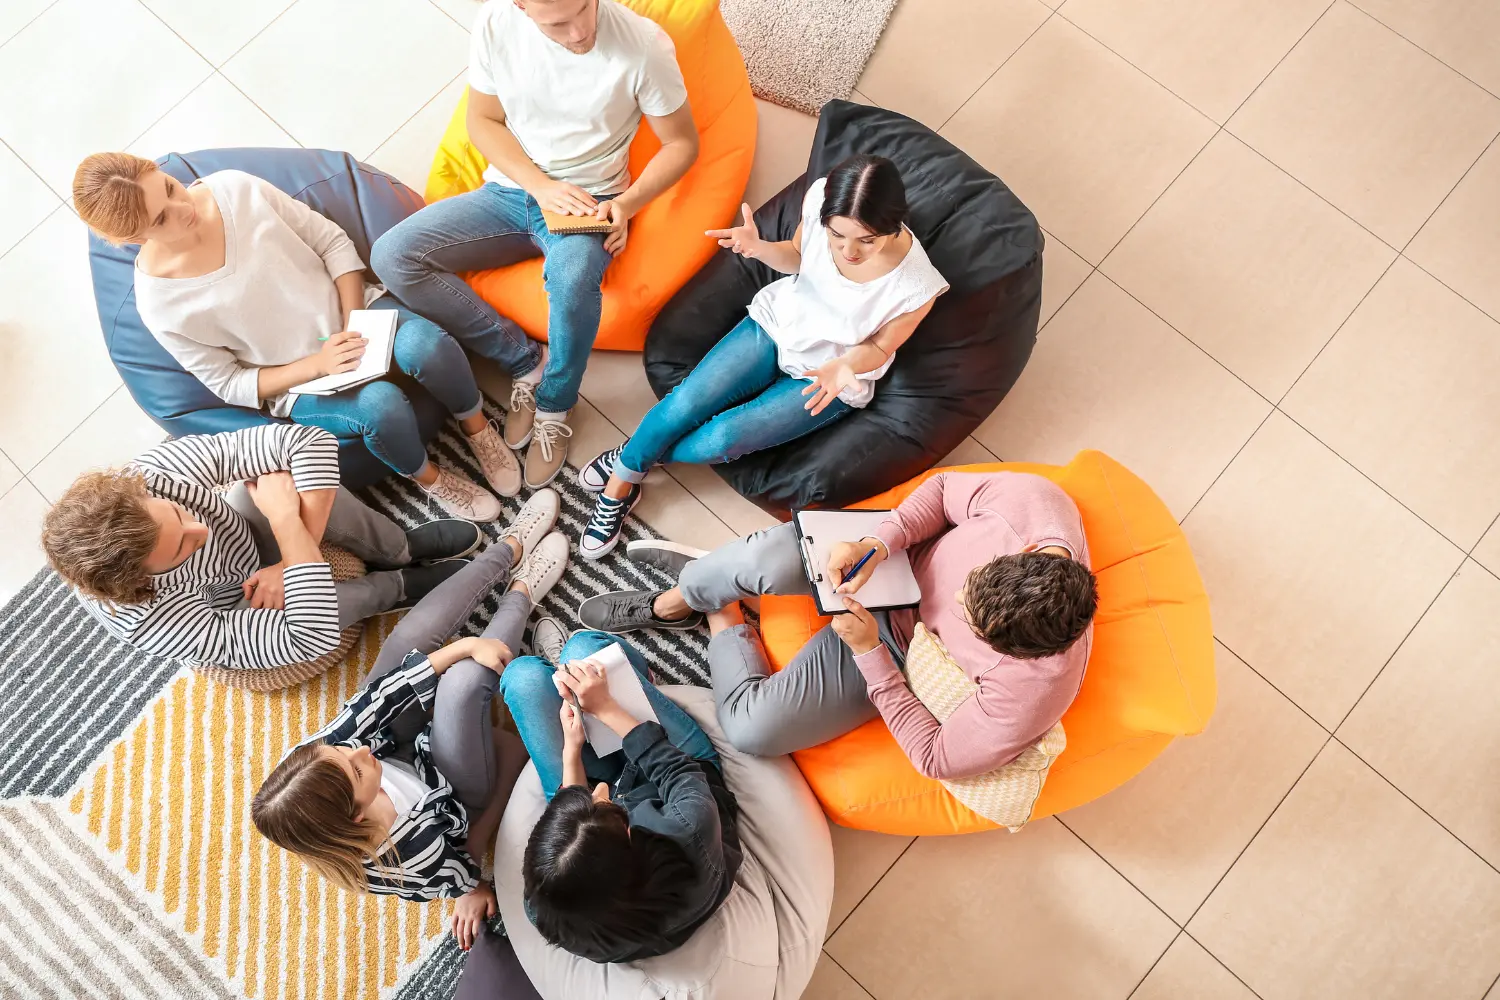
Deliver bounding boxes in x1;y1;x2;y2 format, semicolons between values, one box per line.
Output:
792;509;922;615
574;641;661;756
288;308;399;396
540;207;613;235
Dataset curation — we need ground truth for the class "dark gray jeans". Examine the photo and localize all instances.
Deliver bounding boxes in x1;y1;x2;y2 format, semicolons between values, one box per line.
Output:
678;522;905;758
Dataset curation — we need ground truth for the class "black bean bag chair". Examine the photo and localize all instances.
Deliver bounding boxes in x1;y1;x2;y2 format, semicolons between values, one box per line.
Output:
643;100;1041;512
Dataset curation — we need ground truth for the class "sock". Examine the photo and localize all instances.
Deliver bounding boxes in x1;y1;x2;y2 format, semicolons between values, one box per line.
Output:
535;409;570;423
517;345;547;386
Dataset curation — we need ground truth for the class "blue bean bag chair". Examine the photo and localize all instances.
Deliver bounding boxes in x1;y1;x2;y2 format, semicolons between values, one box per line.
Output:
87;148;449;488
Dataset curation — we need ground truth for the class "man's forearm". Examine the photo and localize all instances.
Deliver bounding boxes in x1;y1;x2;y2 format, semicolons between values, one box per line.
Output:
615;137;697;217
268;512;323;568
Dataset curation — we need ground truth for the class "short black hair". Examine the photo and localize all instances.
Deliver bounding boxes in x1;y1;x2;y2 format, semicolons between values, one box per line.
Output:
963;551;1098;659
522;785;696;962
819;154;909;237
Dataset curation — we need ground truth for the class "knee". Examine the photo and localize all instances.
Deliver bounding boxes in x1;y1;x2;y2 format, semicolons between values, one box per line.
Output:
435;657;496;707
717;706;785;758
354;381;416;430
392;316;461;370
542;240;609;293
500;656;554;709
370;225;422;284
559;630;617;663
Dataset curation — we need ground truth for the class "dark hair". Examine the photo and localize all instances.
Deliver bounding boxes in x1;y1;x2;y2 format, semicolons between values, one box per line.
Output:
819;154;909;237
963;551;1098;659
522;785;696;961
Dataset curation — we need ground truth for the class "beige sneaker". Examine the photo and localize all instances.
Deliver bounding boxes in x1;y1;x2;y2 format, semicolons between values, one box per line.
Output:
420;466;501;522
504;379;538;450
511;531;570;605
524;416;572;489
466;419;521;497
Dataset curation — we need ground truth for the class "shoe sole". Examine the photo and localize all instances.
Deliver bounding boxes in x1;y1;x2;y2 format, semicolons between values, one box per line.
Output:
625;538;707;570
524;458;567;490
504;428;532;451
424;526;483;562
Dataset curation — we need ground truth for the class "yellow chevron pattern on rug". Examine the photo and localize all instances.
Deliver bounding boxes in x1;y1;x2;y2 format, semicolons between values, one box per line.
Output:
64;614;458;1000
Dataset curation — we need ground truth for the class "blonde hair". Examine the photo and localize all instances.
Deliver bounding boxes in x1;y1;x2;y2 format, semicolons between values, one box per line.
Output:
73;152;159;244
252;743;402;894
42;470;160;606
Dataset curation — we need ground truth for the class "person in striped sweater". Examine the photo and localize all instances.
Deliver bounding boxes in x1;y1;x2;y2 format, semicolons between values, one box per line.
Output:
41;423;482;672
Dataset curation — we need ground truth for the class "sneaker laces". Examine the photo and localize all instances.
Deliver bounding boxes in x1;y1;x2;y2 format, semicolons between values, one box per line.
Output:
518;543;564;590
532;418;573;463
585;493;630;540
470;419;516;468
427;469;481;510
508;379;537;414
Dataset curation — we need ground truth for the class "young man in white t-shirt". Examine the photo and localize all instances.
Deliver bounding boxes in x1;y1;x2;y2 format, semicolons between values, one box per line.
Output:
372;0;698;488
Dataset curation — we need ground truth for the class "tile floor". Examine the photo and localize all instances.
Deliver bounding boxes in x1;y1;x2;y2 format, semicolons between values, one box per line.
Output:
1;0;1499;996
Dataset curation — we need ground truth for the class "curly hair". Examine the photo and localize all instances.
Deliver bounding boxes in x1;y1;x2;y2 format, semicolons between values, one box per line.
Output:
962;550;1098;659
41;470;160;605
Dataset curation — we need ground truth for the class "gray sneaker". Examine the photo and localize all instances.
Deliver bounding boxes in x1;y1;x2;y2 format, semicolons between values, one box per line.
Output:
530;616;569;665
625;539;708;577
577;589;705;634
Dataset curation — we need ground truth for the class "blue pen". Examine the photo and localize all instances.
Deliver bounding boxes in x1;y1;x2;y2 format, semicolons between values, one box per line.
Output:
840;546;879;587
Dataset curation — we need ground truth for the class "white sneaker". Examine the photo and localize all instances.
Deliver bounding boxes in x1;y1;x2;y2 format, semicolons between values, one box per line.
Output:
421;467;501;522
466;419;521;497
501;487;560;562
512;531;570;605
531;616;569;665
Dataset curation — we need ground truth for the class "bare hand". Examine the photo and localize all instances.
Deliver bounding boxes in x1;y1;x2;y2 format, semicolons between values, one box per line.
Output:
534;180;598;217
245;471;302;524
559;699;586;748
830;597;881;655
467;637;513;674
318;330;366;375
802;357;857;415
451;883;496;952
706;203;762;257
827;538;885;595
554;659;615;714
595;200;632;257
242;562;286;610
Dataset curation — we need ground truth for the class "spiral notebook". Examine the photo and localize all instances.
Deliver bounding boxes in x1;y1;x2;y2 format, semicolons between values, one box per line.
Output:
540;208;612;235
792;509;921;615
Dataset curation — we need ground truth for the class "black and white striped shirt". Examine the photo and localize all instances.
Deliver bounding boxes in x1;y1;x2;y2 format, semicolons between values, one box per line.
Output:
82;424;344;670
298;651;482;900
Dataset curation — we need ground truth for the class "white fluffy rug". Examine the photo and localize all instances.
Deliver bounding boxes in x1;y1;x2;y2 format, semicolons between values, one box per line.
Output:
721;0;901;114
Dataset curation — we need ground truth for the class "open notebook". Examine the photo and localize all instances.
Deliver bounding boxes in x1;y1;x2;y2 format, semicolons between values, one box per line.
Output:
576;641;660;756
793;509;921;615
288;308;398;396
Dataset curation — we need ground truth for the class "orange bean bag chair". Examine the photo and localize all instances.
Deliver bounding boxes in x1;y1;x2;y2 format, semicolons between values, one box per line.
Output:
423;0;756;352
758;451;1216;835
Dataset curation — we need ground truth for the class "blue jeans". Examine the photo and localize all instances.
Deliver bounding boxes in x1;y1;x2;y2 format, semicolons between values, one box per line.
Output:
289;299;483;477
501;631;718;799
615;316;853;482
370;183;615;414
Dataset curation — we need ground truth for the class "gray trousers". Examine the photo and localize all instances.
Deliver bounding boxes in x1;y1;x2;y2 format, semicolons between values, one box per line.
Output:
679;522;905;758
226;484;410;630
361;541;532;812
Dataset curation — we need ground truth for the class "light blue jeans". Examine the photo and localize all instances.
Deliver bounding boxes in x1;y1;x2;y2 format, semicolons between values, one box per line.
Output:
370;183;615;415
289;299;483;477
500;631;718;799
614;316;853;483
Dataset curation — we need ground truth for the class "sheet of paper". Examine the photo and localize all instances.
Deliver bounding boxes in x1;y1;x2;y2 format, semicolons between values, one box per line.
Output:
794;509;922;615
576;641;660;756
287;308;398;395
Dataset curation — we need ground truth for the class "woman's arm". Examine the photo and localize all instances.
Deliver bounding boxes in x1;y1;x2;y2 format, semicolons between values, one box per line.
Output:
708;208;803;275
801;297;938;415
335;270;365;328
254;331;368;399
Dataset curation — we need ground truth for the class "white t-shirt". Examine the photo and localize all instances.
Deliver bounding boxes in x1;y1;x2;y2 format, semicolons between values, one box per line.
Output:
380;758;428;824
748;178;950;408
468;0;688;196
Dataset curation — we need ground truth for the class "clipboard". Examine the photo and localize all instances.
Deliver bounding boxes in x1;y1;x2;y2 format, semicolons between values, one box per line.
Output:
792;508;921;615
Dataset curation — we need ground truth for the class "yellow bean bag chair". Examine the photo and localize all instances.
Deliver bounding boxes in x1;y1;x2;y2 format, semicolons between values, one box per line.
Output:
758;451;1216;835
424;0;756;352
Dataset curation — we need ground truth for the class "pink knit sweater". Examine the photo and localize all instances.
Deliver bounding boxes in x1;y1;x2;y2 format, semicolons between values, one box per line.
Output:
852;472;1092;780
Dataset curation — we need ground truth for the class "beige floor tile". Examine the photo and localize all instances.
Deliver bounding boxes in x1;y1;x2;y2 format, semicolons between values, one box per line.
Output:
427;0;480;32
28;388;166;504
1101;132;1394;399
128;74;298;162
1183;411;1462;727
744;99;817;212
0;209;121;472
137;0;293;66
578;350;658;435
938;436;1000;468
0;452;20;499
1283;258;1500;548
1351;0;1500;97
855;0;1050;129
804;953;875;1000
1227;2;1500;247
1131;935;1256;1000
0;0;210;196
941;17;1215;264
1189;741;1500;1000
661;463;779;538
1059;0;1327;123
0;481;49;604
975;273;1269;518
1040;229;1091;328
367;75;466;196
1339;560;1500;867
1490;977;1500;1000
827;820;1177;999
1475;521;1500;576
0;0;52;47
827;825;914;935
0;141;58;260
223;0;467;159
1407;139;1500;323
1063;642;1326;923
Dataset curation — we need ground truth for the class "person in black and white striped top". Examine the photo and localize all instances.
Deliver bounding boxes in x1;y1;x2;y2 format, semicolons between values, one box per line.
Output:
41;423;483;671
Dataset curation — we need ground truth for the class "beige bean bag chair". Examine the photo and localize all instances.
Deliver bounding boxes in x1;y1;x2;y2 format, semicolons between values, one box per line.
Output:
492;686;834;1000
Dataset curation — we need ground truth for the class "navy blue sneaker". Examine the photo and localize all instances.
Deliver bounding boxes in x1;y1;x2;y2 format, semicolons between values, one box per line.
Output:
578;445;624;493
579;483;640;561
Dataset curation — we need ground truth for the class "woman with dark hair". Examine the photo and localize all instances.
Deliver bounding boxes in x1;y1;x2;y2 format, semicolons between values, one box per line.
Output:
502;629;741;962
574;153;949;559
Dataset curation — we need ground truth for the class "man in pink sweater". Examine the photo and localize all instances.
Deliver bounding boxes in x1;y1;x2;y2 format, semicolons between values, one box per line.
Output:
577;472;1099;780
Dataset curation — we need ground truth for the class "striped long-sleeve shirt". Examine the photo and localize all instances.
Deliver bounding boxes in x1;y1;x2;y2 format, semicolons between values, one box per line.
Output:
82;424;345;670
296;651;481;900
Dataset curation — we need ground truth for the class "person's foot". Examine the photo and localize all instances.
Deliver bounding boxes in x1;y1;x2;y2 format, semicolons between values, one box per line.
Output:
576;589;705;634
504;379;537;450
511;531;570;605
502;487;560;562
625;538;708;576
579;484;640;561
421;467;502;522
466;419;522;498
578;445;624;493
392;558;469;611
530;616;568;665
405;518;483;563
524;416;572;489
